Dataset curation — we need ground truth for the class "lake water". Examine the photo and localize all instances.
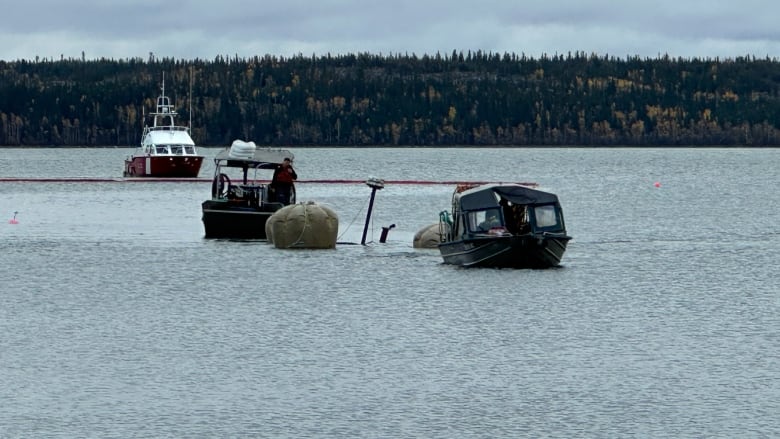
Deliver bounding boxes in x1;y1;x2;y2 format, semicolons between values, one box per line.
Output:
1;147;778;438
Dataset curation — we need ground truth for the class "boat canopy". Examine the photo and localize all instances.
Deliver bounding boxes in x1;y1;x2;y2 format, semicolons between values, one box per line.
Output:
213;148;294;170
459;184;560;211
144;129;195;146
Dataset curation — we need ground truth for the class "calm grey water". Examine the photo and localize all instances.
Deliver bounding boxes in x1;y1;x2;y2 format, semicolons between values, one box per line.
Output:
1;147;778;438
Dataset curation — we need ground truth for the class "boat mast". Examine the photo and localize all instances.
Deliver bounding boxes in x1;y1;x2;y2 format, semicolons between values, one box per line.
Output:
189;65;193;133
159;73;164;127
361;178;385;245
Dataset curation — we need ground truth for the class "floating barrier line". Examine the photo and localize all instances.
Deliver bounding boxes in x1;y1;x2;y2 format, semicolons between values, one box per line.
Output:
0;177;538;186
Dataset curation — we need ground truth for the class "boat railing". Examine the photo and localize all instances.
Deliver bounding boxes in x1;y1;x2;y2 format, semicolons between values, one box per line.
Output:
438;210;453;241
148;125;189;132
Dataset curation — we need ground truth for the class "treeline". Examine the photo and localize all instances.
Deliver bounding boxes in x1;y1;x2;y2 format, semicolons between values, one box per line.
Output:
2;51;780;146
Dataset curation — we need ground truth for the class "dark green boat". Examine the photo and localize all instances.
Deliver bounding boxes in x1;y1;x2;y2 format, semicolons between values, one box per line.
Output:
438;183;572;268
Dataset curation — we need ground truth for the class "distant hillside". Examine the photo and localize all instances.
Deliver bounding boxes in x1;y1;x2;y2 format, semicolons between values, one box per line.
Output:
2;52;780;146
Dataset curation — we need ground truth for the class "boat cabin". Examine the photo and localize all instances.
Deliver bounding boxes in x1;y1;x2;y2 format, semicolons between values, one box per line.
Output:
142;144;198;156
447;184;567;239
138;76;197;157
210;154;289;206
201;145;295;239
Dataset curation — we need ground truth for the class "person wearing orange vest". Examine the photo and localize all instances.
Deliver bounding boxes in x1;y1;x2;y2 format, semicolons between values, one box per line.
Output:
271;157;298;205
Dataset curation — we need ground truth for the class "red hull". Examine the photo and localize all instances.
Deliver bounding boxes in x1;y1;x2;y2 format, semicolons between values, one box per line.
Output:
124;156;204;178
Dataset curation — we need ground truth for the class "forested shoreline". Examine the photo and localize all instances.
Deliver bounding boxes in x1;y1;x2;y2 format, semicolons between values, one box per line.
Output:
2;52;780;147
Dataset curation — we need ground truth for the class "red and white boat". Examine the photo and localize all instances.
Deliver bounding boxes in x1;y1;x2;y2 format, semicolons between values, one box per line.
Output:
123;77;204;178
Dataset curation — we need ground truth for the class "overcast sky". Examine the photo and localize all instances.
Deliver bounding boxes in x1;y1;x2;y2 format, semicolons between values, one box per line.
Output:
3;0;780;61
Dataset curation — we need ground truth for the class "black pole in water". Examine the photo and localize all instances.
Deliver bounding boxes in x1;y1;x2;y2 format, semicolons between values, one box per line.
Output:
361;178;385;245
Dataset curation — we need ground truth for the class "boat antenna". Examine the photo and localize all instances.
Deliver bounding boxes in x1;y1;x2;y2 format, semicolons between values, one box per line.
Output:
189;65;193;132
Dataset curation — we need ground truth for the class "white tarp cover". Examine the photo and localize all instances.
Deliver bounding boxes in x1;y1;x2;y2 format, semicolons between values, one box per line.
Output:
228;139;257;159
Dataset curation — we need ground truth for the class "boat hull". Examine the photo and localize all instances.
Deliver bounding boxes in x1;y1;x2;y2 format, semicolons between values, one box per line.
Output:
438;234;571;268
124;156;204;178
201;200;283;239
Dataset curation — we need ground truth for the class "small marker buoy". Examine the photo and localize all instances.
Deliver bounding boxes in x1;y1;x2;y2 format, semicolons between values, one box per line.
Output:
654;182;661;188
9;211;19;224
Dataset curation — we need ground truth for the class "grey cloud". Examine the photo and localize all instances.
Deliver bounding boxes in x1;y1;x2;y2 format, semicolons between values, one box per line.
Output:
2;0;780;60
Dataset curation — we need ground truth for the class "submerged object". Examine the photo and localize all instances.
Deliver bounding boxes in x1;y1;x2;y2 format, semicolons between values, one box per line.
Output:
266;202;338;249
361;177;385;245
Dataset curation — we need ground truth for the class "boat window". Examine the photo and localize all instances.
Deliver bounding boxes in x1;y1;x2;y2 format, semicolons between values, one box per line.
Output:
534;205;559;228
184;146;195;154
469;208;502;232
156;145;169;154
171;146;183;155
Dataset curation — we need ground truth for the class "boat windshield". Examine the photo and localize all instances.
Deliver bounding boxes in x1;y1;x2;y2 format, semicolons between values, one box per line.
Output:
156;145;169;154
468;208;502;232
533;205;561;229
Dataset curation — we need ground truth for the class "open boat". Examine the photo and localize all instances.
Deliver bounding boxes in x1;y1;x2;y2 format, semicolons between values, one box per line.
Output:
201;141;295;239
123;76;203;177
438;183;572;268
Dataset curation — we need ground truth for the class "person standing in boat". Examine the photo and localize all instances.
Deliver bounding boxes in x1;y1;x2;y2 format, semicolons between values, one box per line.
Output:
271;157;297;205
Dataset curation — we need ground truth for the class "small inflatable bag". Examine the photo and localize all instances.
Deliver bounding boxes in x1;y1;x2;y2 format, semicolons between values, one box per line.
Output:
413;223;447;248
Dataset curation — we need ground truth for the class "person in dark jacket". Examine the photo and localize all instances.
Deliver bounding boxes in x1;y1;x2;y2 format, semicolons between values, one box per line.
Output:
271;157;297;205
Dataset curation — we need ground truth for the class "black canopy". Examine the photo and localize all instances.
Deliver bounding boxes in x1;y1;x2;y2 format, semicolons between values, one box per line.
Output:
459;184;560;211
